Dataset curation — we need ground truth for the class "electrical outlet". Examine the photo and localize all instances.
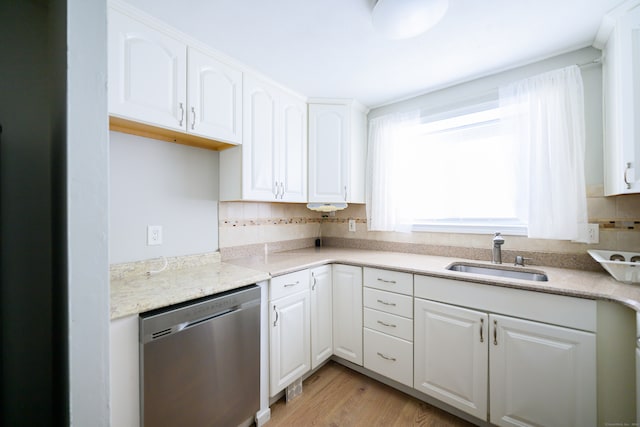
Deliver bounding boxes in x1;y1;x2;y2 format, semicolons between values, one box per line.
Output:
147;225;163;245
586;223;599;244
348;219;356;232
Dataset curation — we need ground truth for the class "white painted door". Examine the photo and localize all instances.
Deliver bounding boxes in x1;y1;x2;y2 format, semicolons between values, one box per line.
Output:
187;47;242;144
279;92;307;202
242;75;278;201
308;104;349;203
489;314;597;427
414;299;488;420
310;266;332;369
269;290;310;397
108;9;186;130
604;4;640;195
332;264;363;365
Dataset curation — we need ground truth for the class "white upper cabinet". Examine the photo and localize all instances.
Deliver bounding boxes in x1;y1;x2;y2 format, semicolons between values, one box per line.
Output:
108;3;242;147
600;0;640;195
220;74;307;202
308;100;368;203
109;8;187;131
187;47;242;144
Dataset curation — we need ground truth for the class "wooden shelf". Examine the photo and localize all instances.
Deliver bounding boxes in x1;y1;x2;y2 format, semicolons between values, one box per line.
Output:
109;116;237;151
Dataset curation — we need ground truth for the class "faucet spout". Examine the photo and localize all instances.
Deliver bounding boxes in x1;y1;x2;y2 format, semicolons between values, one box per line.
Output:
492;232;504;264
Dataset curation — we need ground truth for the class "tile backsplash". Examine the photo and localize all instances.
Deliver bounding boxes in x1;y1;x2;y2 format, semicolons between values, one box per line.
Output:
219;187;639;269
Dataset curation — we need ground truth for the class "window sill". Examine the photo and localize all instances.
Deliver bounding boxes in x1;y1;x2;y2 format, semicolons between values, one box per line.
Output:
411;222;527;236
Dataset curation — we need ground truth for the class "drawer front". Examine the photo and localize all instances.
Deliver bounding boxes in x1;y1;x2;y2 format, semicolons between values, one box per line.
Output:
364;328;413;387
270;269;309;300
364;267;413;296
364;308;413;341
364;288;413;318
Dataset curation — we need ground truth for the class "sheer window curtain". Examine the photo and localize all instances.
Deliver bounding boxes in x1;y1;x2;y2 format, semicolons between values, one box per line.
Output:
366;111;420;231
499;65;589;242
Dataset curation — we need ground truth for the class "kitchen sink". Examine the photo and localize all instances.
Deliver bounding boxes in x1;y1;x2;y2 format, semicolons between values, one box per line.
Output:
446;262;548;282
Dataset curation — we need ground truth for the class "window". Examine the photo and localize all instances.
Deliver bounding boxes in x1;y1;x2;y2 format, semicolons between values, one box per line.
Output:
394;102;526;234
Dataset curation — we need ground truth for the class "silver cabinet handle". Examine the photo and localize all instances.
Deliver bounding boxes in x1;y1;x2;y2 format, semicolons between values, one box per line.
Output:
344;185;347;201
376;299;396;307
274;182;279;199
377;352;396;362
284;281;299;288
279;182;284;199
493;319;498;346
273;306;278;327
178;102;185;126
480;318;484;343
312;272;317;291
191;106;196;130
377;320;396;328
377;278;397;284
624;162;632;189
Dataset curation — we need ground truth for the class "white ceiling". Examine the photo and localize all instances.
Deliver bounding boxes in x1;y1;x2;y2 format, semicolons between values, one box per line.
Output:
124;0;623;108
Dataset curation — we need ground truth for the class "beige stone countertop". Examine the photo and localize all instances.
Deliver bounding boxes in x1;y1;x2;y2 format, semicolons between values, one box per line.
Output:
110;261;270;320
226;247;640;312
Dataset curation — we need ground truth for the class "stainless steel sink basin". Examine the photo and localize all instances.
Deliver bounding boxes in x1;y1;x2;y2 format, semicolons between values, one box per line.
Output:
446;262;548;282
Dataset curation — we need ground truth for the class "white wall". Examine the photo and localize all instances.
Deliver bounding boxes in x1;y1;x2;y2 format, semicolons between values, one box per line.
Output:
110;131;220;263
67;0;110;425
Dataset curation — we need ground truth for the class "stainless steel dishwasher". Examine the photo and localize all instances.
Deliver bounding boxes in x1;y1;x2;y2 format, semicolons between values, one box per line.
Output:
140;285;260;427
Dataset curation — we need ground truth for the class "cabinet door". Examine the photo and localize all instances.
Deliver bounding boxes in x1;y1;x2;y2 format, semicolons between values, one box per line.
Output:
310;266;332;369
332;264;363;365
187;48;242;144
414;299;488;420
489;314;596;427
604;4;640;195
243;75;278;200
308;104;349;203
279;93;307;202
108;8;186;131
269;290;310;397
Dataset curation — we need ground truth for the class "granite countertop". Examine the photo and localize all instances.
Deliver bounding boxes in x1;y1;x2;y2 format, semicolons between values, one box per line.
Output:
110;257;270;319
111;247;640;320
225;247;640;312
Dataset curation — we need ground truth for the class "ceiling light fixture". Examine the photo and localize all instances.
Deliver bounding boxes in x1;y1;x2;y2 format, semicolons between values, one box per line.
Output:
372;0;449;40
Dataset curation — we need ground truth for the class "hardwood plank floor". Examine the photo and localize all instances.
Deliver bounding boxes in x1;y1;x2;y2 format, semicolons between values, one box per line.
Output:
268;361;475;426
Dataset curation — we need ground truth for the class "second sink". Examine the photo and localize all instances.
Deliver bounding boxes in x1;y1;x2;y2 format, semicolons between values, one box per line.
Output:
447;262;548;282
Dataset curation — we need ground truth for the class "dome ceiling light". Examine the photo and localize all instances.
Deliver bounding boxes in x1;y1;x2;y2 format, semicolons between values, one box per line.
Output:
372;0;449;40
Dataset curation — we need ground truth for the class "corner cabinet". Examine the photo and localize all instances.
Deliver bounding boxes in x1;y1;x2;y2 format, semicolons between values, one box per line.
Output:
220;75;307;202
308;100;368;203
108;5;243;147
601;0;640;195
414;275;597;427
332;264;363;365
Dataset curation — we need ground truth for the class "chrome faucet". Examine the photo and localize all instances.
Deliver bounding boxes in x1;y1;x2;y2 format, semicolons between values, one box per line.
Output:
492;232;504;264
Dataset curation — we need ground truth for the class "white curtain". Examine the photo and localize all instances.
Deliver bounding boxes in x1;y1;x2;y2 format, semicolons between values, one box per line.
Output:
366;111;420;231
500;65;589;242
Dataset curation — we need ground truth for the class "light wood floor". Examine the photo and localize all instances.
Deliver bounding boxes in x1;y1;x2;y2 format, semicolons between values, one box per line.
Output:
268;361;475;426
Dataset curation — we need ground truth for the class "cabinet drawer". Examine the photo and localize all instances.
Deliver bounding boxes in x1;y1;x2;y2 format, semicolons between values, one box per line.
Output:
364;328;413;387
270;269;309;300
364;288;413;318
364;308;413;341
364;267;413;295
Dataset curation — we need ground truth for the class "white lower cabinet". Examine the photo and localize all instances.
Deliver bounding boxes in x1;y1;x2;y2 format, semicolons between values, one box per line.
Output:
490;314;597;427
310;265;333;369
363;267;413;387
269;270;310;397
414;290;597;426
414;299;488;420
332;264;363;365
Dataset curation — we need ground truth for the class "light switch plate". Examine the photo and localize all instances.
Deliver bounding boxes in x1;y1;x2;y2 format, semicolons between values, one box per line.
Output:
147;225;162;245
